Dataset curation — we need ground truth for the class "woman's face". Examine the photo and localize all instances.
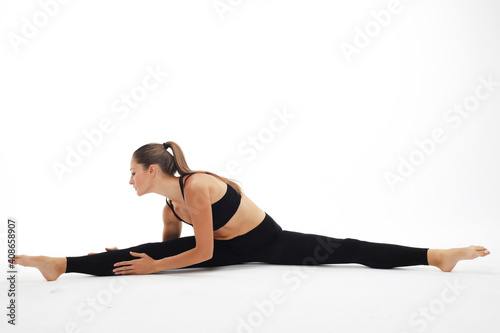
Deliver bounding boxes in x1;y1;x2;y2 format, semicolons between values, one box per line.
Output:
129;159;151;196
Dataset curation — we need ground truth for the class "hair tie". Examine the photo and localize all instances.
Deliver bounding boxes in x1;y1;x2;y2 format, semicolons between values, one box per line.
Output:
163;142;169;150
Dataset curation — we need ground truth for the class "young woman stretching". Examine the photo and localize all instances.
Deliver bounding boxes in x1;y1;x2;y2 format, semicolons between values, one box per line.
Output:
14;141;490;281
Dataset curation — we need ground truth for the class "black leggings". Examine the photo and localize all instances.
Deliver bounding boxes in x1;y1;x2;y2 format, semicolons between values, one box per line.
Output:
66;213;429;276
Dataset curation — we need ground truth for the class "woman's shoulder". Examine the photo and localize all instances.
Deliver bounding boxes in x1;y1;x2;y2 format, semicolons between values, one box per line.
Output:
182;172;218;191
182;172;213;184
182;172;228;198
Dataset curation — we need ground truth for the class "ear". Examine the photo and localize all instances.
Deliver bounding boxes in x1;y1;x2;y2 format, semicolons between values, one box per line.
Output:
148;164;157;177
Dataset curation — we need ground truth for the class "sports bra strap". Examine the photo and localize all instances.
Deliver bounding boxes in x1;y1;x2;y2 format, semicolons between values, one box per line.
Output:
179;173;197;200
166;198;183;222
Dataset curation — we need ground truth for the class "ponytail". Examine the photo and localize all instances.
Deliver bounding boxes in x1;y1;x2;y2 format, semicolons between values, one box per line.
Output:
163;141;191;176
133;141;243;195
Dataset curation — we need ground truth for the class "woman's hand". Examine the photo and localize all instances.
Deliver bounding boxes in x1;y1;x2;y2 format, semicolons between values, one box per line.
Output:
88;247;118;255
113;252;158;275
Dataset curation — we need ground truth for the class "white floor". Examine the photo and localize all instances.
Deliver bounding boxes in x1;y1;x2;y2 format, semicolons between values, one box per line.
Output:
2;258;499;333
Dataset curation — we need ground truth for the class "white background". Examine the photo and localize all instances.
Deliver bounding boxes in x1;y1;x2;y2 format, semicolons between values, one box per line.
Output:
1;1;499;332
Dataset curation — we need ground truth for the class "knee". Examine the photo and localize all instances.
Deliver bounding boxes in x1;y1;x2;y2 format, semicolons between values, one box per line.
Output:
341;238;362;250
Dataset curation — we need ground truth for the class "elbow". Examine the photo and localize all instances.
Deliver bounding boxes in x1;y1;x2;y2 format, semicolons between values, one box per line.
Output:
198;247;213;262
203;250;213;261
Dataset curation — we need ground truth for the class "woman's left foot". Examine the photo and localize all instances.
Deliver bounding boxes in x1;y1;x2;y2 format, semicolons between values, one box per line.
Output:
13;255;66;281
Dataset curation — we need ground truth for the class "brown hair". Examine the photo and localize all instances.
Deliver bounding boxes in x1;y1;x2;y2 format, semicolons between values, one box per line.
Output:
132;141;243;195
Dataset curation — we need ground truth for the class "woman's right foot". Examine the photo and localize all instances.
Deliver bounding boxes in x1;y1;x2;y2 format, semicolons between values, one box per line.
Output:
428;246;490;272
13;255;66;281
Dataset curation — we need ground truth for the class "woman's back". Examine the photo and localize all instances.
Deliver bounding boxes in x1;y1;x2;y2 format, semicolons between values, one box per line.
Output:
167;172;266;240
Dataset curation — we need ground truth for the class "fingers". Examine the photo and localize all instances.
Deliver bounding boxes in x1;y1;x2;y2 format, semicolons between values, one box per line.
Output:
114;267;134;275
114;253;144;268
113;253;150;275
114;266;134;275
88;246;118;255
113;261;133;275
114;260;132;268
113;259;140;275
129;251;147;258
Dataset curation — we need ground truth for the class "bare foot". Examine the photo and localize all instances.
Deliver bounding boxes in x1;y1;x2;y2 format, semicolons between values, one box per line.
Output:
428;245;490;272
13;255;66;281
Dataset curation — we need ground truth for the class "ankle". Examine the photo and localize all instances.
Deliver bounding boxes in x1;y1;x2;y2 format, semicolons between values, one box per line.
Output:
427;249;443;268
55;257;67;275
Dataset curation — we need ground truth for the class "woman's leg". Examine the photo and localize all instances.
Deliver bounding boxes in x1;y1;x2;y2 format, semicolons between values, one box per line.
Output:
208;213;489;270
14;236;252;280
245;230;490;271
65;236;250;276
13;213;490;280
245;231;428;268
64;237;197;276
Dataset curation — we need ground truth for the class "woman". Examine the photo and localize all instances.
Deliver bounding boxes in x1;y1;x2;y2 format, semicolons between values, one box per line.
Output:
14;141;490;281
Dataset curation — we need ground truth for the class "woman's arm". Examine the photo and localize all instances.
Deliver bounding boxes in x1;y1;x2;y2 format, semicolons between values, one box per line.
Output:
113;174;215;274
155;176;214;271
162;205;182;241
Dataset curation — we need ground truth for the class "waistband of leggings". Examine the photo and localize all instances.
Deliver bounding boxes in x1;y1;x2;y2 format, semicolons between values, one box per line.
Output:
215;212;282;246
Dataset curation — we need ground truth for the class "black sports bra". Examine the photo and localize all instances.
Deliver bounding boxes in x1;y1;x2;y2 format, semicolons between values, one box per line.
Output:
165;173;242;231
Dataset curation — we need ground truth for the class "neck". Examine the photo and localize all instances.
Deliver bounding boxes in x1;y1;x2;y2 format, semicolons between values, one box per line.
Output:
149;174;183;202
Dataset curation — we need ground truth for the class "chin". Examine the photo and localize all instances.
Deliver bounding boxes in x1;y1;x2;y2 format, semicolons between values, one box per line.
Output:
135;187;149;196
137;190;149;197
